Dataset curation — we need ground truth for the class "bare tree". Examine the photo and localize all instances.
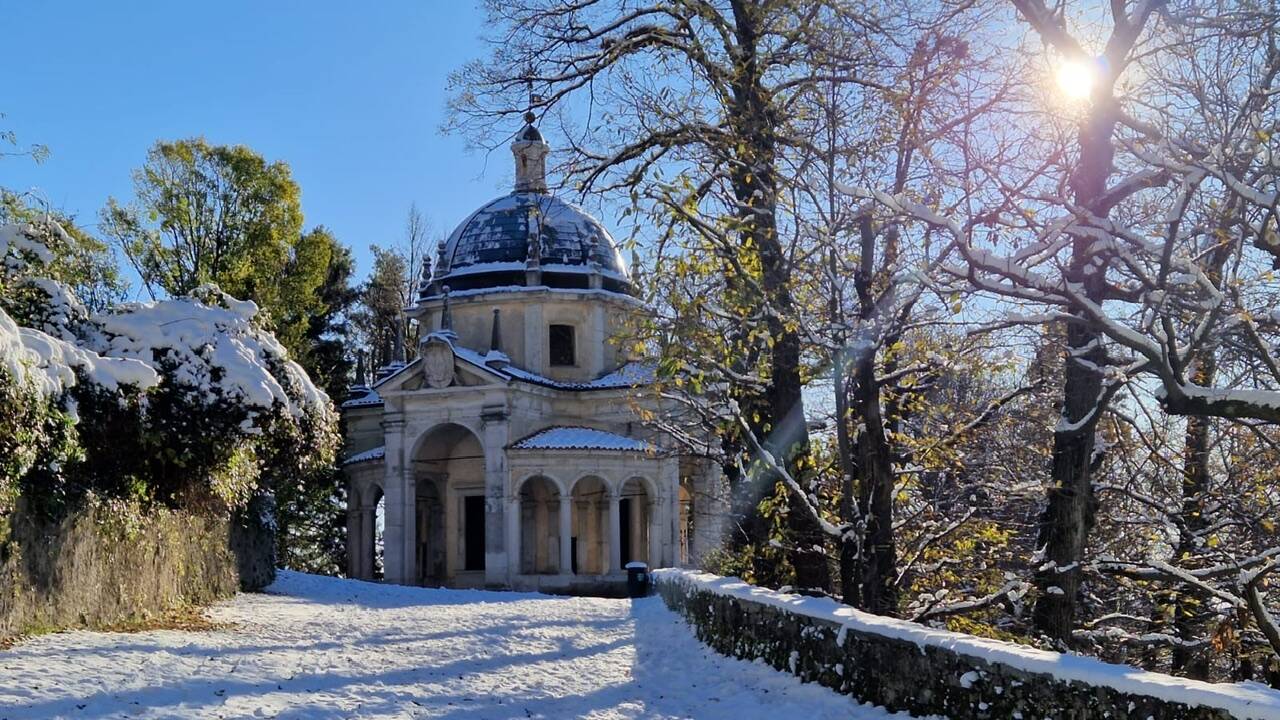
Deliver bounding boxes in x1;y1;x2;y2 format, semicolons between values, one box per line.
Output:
861;0;1280;646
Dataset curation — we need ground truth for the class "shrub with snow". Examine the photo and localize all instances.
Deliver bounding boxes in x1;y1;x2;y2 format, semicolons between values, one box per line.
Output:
0;220;337;520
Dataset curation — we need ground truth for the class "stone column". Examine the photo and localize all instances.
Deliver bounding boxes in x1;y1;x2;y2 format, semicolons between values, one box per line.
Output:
608;492;622;573
659;458;680;567
401;470;417;584
586;498;600;573
632;497;646;565
694;461;727;565
559;494;573;574
481;405;510;586
534;497;549;570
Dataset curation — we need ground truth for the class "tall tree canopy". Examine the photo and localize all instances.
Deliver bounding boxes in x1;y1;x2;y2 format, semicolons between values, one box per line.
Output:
103;138;330;355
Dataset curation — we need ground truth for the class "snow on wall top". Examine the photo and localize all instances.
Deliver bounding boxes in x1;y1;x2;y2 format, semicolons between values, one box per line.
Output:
654;569;1280;720
343;446;385;465
500;360;656;391
511;426;655;453
362;333;655;395
342;387;384;408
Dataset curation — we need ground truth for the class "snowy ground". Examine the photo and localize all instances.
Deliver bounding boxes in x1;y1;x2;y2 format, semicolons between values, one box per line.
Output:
0;571;914;719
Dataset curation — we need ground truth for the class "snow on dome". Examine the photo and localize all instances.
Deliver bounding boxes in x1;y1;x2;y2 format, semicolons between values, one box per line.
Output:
425;192;630;295
511;426;655;452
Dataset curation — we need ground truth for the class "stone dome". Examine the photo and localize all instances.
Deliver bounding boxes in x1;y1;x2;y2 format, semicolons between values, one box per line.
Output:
421;120;632;297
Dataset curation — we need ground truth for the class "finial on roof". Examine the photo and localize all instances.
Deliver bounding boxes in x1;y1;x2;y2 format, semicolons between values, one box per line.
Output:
434;238;450;277
354;350;367;388
490;308;502;353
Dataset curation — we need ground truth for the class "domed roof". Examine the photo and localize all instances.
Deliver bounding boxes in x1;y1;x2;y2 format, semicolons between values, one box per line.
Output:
443;192;625;273
422;120;632;297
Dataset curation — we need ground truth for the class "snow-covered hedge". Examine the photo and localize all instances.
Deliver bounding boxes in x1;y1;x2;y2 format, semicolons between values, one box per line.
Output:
655;569;1280;720
0;220;337;517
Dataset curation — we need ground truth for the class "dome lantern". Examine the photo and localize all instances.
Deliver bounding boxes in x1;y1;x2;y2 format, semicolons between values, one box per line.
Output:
512;111;549;194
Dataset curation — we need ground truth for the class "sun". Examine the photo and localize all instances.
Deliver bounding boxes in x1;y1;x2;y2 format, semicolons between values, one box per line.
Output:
1055;58;1096;100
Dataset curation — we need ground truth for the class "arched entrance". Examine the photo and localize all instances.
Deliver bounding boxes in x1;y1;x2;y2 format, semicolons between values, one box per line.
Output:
518;476;561;574
618;477;652;566
413;423;485;585
570;476;609;575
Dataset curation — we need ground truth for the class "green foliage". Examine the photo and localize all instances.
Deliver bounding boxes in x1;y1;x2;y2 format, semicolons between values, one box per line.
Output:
352;245;412;369
295;229;359;402
101;138;323;356
95;139;356;574
0;365;79;519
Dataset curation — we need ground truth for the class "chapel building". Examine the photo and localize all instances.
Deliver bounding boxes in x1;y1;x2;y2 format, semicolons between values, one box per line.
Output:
341;116;724;593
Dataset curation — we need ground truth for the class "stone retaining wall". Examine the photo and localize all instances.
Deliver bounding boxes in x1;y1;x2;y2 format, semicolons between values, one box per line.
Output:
655;570;1280;720
1;499;275;643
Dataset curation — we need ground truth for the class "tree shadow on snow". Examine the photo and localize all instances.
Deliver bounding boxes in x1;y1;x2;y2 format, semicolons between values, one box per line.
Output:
2;630;632;719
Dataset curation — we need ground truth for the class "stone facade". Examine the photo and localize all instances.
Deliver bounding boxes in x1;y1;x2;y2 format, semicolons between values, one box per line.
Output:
656;572;1261;720
341;120;727;594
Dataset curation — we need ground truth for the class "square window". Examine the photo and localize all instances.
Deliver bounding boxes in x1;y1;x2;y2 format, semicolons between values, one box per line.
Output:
549;324;576;366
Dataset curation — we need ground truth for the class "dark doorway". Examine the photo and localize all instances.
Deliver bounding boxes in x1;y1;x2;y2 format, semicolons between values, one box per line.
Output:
619;498;633;565
416;482;445;585
464;495;486;571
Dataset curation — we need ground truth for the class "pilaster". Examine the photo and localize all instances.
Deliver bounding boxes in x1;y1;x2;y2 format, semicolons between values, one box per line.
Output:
382;413;411;584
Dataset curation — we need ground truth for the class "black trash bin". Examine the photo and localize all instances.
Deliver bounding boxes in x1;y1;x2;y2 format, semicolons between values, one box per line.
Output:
625;561;650;597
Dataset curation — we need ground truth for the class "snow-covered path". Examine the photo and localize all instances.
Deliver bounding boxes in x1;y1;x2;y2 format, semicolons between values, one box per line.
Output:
0;571;911;719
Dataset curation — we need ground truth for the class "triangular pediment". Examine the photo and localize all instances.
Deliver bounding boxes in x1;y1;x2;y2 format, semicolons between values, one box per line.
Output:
375;343;510;394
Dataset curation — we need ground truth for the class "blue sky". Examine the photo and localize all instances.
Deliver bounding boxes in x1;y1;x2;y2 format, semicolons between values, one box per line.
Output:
2;1;521;286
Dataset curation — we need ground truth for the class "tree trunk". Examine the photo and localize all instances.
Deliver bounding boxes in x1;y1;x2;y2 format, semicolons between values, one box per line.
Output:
729;0;829;593
1172;363;1213;678
1031;99;1117;644
853;352;899;614
832;263;861;607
